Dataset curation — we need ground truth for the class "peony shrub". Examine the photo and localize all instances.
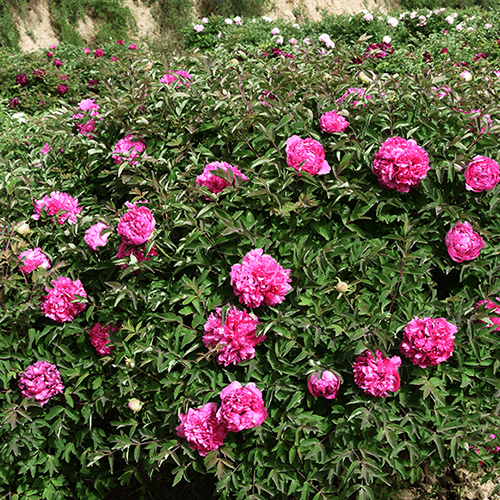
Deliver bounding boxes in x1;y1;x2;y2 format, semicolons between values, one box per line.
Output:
3;16;500;500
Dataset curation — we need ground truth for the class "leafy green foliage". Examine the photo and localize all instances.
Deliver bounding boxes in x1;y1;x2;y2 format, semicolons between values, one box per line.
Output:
2;8;500;500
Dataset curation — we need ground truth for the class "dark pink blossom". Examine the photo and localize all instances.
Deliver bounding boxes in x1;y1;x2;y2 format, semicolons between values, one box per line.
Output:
372;136;430;192
230;248;292;308
94;49;104;58
217;381;267;432
320;111;349;133
32;191;83;225
19;248;50;273
117;206;155;245
176;402;228;456
19;361;64;406
476;298;500;331
203;306;264;366
464;156;500;192
400;317;457;368
116;242;158;270
196;161;247;194
84;222;110;250
89;323;119;356
286;135;331;176
307;371;341;399
112;134;146;165
353;350;401;397
445;221;485;262
40;276;87;323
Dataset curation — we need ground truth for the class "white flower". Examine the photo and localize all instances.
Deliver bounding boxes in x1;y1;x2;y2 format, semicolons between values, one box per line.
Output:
485;23;493;29
201;17;208;23
261;16;272;22
276;36;283;44
293;23;300;29
382;36;391;44
364;13;374;21
271;27;280;35
225;18;233;24
234;16;241;22
12;112;27;122
128;398;143;412
410;12;417;19
445;15;454;24
304;38;311;45
289;38;298;45
194;24;204;32
387;17;399;27
461;70;472;82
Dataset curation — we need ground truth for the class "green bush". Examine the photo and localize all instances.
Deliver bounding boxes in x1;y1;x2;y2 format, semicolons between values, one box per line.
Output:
2;11;500;500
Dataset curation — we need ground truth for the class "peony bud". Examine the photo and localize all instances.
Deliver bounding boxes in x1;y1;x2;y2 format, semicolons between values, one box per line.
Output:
336;282;348;293
15;222;30;235
128;398;143;412
125;357;136;369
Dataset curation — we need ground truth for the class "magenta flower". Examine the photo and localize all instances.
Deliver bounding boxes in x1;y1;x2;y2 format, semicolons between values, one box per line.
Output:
78;98;99;112
94;49;104;58
40;276;87;323
176;402;228;456
47;51;53;57
129;44;137;50
117;206;155;246
217;381;267;432
476;298;500;331
112;134;146;165
307;371;341;399
84;222;110;250
19;248;50;273
203;306;264;366
400;317;457;368
15;73;28;87
353;350;401;397
84;47;91;54
32;191;83;225
19;361;64;406
464;156;500;192
286;135;331;176
116;242;158;270
445;221;485;262
57;84;68;94
52;59;63;67
320;111;349;133
230;248;292;308
41;143;51;156
372;136;430;193
196;161;247;195
89;323;119;356
117;39;124;45
160;70;192;88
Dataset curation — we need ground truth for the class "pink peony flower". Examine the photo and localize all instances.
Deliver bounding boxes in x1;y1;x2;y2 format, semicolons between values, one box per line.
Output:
117;206;155;245
116;242;158;270
372;136;430;193
32;191;83;225
476;298;500;331
194;24;204;32
353;350;401;397
19;361;64;406
53;59;62;67
84;222;110;250
400;317;457;368
464;156;500;192
89;322;119;356
203;306;264;366
84;47;91;54
94;49;104;58
160;70;192;88
285;135;331;176
176;402;228;456
445;221;485;262
47;51;53;57
117;39;124;45
78;98;99;112
320;111;349;133
40;276;87;323
112;134;146;165
196;161;247;195
76;119;96;138
307;370;341;399
129;44;137;50
19;248;50;273
217;381;267;432
230;248;292;308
